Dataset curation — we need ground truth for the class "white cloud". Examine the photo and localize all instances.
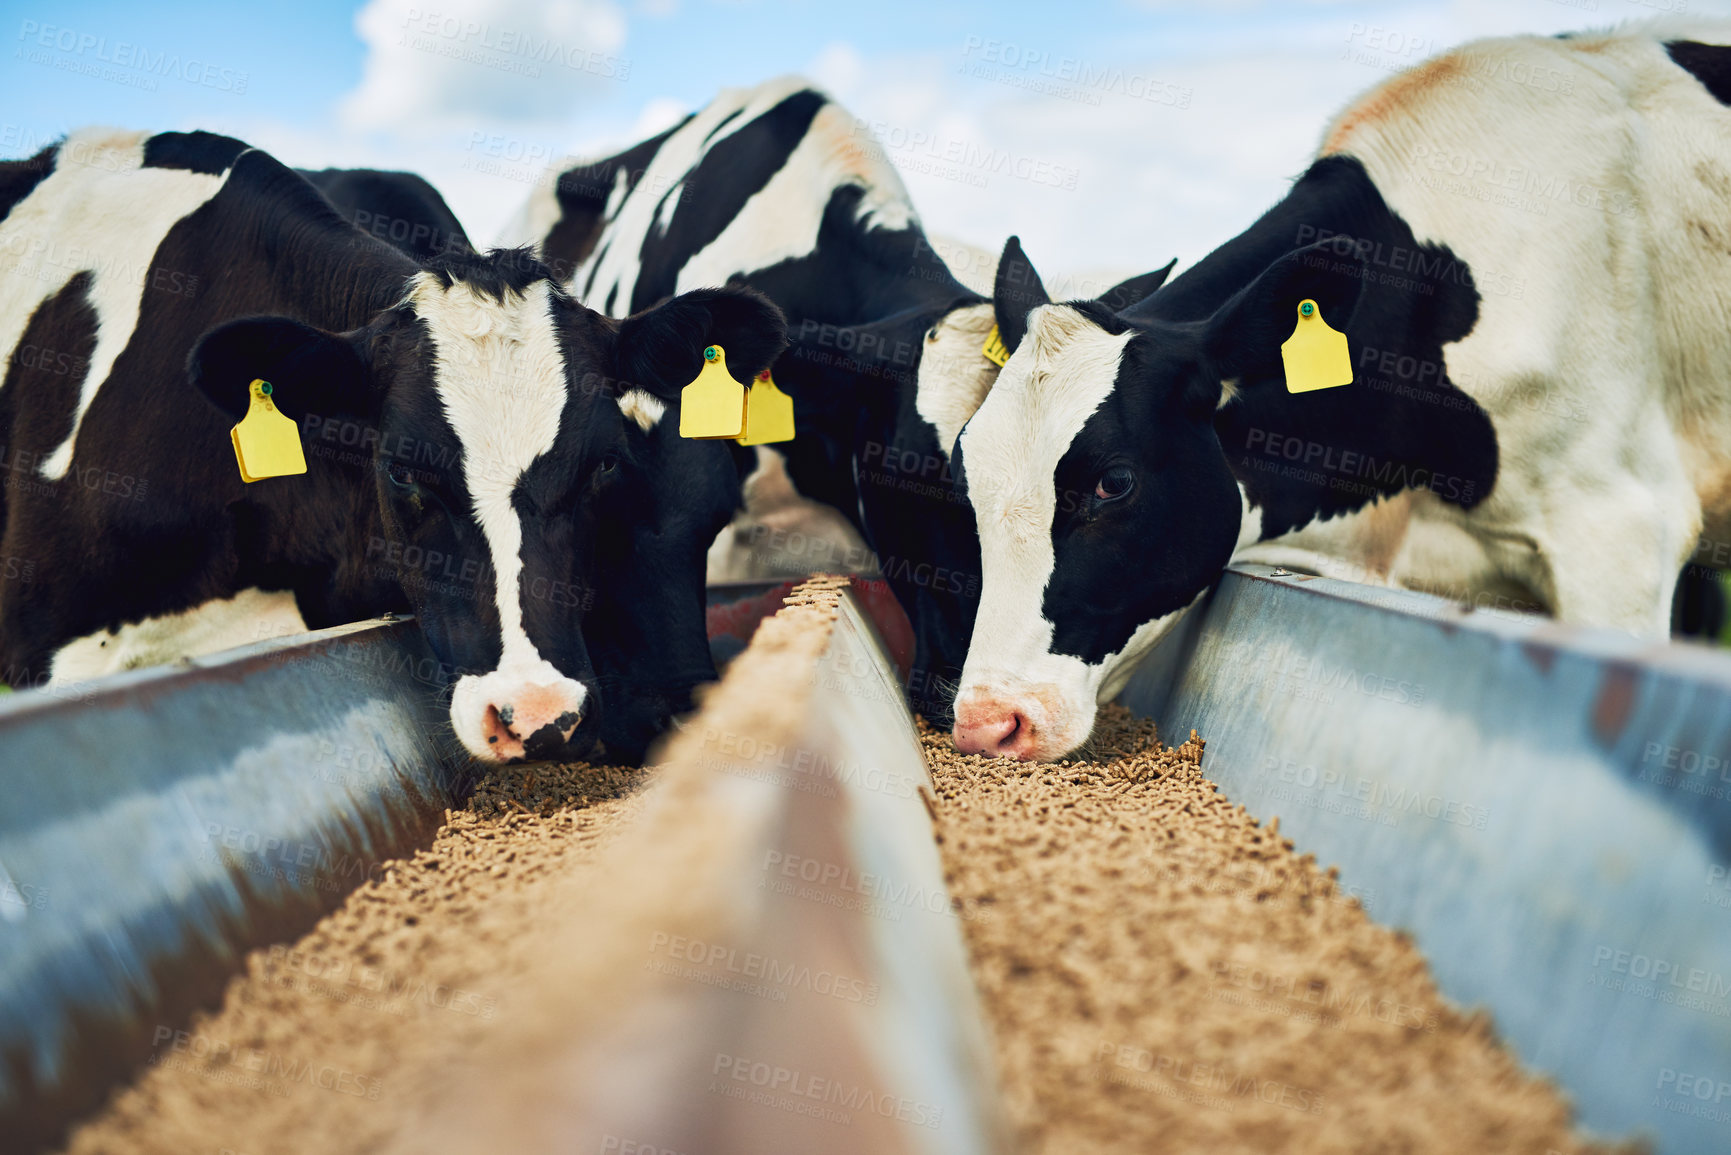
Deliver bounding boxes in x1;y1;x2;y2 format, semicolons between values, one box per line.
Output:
340;0;629;133
808;45;1342;278
219;0;1673;281
795;0;1612;279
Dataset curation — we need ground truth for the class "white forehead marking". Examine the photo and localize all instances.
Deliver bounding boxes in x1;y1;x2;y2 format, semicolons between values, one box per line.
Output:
0;128;233;479
617;387;666;433
914;301;999;460
960;304;1133;533
956;305;1133;752
412;274;573;680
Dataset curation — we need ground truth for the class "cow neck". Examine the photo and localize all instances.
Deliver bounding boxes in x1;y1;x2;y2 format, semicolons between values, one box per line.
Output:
854;218;981;323
238;150;423;331
222;156;423;612
1128;155;1496;539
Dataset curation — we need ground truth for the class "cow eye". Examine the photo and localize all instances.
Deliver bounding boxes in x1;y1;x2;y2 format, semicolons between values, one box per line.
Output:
386;463;416;490
925;326;940;343
1094;467;1134;502
596;454;619;477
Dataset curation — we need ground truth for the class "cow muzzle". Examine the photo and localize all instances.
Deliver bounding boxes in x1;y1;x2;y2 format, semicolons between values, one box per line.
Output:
451;666;590;763
951;685;1084;762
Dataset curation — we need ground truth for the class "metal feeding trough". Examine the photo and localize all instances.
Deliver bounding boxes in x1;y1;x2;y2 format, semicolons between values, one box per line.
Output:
9;562;1729;1153
0;584;808;1153
0;618;473;1152
1120;564;1731;1153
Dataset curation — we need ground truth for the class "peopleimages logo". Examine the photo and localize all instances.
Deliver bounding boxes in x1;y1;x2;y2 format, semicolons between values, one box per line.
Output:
710;1053;945;1129
1590;946;1731;1003
646;932;881;1006
396;8;629;80
1242;427;1476;505
958;36;1192;108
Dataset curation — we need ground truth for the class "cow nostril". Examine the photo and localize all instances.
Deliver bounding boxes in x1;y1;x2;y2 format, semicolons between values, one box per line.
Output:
953;704;1033;758
481;704;527;761
484;704;520;742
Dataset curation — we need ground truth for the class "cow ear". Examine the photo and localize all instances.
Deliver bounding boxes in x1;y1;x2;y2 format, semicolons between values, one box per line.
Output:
1202;240;1365;380
189;316;376;422
1096;258;1176;312
992;236;1050;355
614;286;788;401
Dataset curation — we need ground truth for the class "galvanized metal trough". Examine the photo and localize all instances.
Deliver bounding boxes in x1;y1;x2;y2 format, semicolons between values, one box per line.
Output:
0;617;476;1152
13;558;1731;1154
0;580;953;1154
1120;564;1731;1154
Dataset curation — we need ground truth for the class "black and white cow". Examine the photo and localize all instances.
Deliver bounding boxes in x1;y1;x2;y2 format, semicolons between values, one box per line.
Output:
0;128;783;763
299;167;473;263
506;77;1170;719
952;25;1731;760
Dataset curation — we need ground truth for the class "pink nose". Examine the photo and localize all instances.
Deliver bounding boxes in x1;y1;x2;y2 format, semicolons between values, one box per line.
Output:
953;704;1036;760
480;683;585;761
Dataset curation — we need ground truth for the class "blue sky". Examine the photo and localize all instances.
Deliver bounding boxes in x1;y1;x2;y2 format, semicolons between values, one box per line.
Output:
6;0;1728;276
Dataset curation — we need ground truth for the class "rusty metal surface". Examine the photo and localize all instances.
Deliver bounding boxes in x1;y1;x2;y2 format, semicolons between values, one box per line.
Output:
1119;565;1731;1153
0;618;473;1152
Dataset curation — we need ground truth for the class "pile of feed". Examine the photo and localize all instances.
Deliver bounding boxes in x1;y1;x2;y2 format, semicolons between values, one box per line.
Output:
59;760;651;1155
920;706;1637;1154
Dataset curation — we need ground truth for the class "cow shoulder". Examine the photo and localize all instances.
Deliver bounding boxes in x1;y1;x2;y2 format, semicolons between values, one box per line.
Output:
540;120;690;279
301;168;471;262
0;130;237;479
633;86;832;310
577;77;819;312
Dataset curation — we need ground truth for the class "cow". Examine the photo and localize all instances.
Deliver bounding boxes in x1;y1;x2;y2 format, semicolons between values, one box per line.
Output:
505;76;1172;720
299;167;473;263
0;127;784;764
951;25;1731;760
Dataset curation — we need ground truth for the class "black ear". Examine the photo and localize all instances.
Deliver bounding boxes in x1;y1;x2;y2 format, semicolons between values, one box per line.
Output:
615;286;787;401
993;236;1050;354
189;316;375;422
1096;259;1176;312
1202;240;1366;380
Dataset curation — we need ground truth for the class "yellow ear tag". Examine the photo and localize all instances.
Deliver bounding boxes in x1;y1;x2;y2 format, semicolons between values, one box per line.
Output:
737;369;796;446
981;324;1010;368
1280;299;1353;394
679;345;747;440
230;379;307;484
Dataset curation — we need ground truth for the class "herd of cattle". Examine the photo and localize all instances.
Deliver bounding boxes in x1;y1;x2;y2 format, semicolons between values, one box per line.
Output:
1;23;1729;764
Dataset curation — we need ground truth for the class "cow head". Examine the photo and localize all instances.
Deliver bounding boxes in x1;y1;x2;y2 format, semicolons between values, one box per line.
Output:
585;289;787;762
951;237;1359;760
190;249;784;764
